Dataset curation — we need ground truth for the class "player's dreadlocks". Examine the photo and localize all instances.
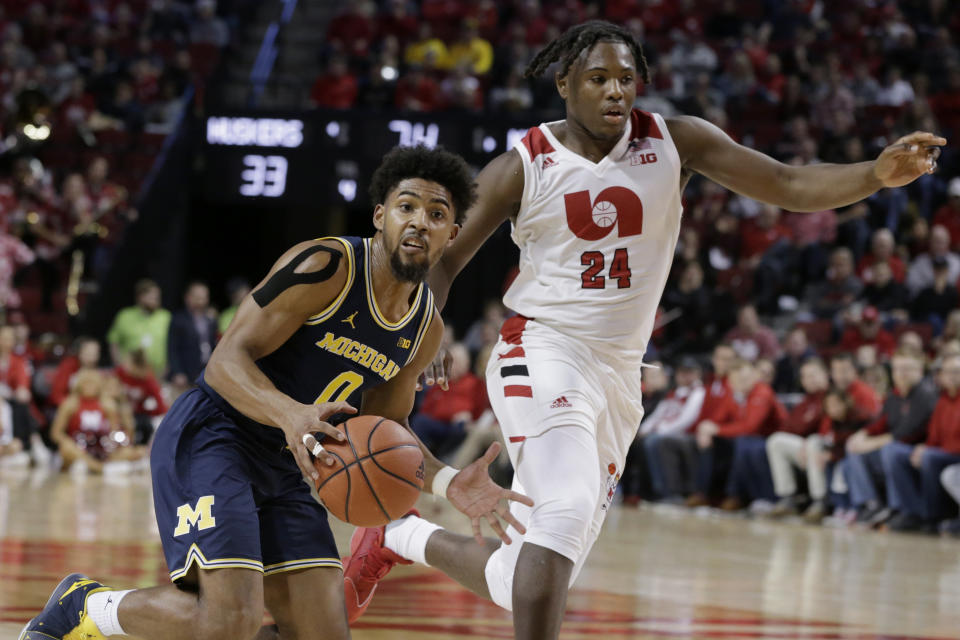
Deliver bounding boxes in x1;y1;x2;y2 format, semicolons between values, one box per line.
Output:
523;20;650;83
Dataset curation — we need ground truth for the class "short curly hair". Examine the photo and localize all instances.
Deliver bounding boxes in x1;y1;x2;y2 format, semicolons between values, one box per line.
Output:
369;145;477;225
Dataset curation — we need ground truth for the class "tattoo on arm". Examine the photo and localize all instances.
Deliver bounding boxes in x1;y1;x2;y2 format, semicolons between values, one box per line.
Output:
252;245;342;307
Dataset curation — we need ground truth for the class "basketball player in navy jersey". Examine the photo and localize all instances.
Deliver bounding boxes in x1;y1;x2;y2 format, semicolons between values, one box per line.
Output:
346;21;947;640
21;145;532;640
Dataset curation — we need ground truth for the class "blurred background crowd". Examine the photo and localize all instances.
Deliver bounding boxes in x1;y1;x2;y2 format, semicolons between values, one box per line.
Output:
0;0;959;537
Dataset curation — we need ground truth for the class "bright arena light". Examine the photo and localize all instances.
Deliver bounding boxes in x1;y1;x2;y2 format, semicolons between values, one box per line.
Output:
483;136;496;152
338;178;357;202
381;65;398;81
23;124;51;141
326;121;340;137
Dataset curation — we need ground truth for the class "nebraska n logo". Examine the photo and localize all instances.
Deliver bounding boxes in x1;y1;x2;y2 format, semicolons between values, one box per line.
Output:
564;186;644;240
174;496;216;536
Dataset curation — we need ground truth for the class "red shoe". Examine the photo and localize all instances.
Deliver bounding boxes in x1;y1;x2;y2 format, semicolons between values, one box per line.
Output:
342;510;417;624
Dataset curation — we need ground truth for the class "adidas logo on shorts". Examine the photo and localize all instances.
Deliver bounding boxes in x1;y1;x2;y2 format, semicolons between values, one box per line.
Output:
550;396;572;409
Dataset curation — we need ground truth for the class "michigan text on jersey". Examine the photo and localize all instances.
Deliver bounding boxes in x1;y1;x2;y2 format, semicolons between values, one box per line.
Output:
315;332;402;381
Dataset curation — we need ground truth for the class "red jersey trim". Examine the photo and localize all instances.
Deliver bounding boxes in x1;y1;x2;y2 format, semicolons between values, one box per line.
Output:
630;109;663;141
499;315;530;345
504;385;533;398
520;127;555;162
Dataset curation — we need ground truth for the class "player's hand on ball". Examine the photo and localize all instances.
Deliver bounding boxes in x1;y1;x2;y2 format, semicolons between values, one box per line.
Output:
447;442;534;545
283;401;357;483
416;347;452;391
874;131;947;187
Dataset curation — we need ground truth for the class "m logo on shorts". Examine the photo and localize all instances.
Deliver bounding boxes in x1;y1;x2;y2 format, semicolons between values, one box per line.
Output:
174;496;216;536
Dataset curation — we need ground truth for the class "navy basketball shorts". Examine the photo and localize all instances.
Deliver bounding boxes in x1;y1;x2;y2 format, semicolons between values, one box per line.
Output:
151;388;340;582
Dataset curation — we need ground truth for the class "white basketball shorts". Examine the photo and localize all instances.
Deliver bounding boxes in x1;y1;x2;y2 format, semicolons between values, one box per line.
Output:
482;316;645;608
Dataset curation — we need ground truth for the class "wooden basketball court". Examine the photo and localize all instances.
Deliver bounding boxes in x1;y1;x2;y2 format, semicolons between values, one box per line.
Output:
2;467;957;639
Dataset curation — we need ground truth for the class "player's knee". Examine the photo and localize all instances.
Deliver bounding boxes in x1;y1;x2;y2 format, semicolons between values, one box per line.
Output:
525;483;598;560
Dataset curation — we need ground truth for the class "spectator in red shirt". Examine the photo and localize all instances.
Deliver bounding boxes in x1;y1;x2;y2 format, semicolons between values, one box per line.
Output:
50;369;146;474
411;343;487;458
881;353;960;532
50;337;101;408
829;352;882;422
114;348;167;445
691;358;786;510
839;305;896;358
698;343;736;424
724;304;781;362
394;65;444;112
932;178;960;251
376;0;419;49
857;228;906;284
766;359;832;520
310;56;358;109
739;205;793;296
325;2;376;59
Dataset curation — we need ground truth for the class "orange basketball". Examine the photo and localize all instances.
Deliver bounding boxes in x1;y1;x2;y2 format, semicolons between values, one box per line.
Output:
313;415;424;527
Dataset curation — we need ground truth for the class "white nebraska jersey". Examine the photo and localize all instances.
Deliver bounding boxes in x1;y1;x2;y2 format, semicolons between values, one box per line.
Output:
504;109;683;361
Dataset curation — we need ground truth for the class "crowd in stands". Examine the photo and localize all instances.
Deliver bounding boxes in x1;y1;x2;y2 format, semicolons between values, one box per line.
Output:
0;275;246;475
0;0;233;329
1;0;960;544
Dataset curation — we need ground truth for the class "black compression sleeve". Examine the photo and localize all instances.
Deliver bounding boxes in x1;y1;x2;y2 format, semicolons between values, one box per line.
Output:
252;245;342;308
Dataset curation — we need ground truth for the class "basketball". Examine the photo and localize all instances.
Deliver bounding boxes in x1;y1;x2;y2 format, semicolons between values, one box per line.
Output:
591;200;617;227
313;415;425;527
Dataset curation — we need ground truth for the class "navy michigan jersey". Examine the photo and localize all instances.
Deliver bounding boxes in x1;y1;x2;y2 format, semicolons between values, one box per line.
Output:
198;235;435;430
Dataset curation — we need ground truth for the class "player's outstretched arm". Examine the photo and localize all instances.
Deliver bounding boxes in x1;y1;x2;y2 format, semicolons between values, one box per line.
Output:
361;309;533;543
668;115;946;212
428;149;524;310
205;239;357;481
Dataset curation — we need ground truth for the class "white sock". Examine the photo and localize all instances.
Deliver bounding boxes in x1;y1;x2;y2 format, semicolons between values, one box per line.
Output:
86;589;132;636
383;515;442;566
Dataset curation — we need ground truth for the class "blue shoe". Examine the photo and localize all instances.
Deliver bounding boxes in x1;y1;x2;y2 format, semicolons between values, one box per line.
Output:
19;573;110;639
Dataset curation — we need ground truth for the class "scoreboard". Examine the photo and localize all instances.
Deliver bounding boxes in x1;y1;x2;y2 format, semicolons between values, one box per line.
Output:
199;110;534;206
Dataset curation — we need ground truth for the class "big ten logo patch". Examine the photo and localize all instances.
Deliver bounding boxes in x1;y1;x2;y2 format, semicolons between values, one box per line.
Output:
564;186;643;240
630;152;658;166
174;496;216;536
397;337;412;349
601;463;621;512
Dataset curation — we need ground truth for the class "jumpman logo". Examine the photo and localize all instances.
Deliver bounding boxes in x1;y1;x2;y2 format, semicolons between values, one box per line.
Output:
342;311;358;330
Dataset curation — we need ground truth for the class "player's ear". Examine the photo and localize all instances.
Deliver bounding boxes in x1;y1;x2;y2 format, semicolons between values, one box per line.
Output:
446;222;460;246
372;203;385;231
556;71;568;100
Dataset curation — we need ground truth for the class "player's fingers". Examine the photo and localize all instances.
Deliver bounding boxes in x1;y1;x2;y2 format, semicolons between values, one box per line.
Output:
501;510;526;535
498;503;526;535
896;131;947;146
471;516;483;544
486;512;511;545
437;352;452;390
504;489;534;507
293;435;320;481
314;421;346;443
480;441;501;464
424;362;436;387
316;401;356;421
302;432;336;467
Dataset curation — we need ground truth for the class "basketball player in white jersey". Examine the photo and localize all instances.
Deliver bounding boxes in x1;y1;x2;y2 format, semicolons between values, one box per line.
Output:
344;20;946;639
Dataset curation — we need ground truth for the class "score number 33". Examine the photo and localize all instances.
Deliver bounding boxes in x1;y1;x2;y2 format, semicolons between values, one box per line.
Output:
241;154;288;197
